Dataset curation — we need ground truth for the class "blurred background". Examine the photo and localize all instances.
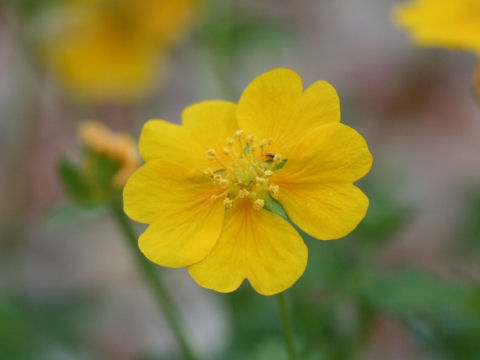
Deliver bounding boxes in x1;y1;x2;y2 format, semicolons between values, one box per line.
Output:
1;0;480;359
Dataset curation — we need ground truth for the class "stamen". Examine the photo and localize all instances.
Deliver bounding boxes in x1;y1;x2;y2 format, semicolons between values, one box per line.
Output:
253;199;265;211
206;148;228;168
248;146;258;161
204;131;283;210
224;198;233;209
259;139;269;154
239;189;249;198
233;130;244;139
269;184;279;199
246;135;257;144
256;176;266;186
211;190;229;200
273;154;283;164
203;168;214;176
206;149;217;161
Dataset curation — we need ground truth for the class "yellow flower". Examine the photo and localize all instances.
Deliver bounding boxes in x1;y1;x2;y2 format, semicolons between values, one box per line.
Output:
78;121;139;187
394;0;480;52
42;0;198;101
123;68;373;295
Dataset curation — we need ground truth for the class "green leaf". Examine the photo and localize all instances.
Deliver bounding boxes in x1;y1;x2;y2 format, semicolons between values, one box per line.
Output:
0;294;94;359
197;2;294;56
360;270;468;313
254;339;287;360
7;0;65;16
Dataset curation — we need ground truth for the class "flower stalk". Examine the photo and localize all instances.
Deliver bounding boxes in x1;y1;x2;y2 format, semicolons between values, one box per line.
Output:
109;199;197;360
277;292;297;360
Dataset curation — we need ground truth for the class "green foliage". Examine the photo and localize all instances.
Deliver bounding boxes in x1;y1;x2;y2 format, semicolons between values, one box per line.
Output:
219;182;480;360
5;0;64;16
459;190;480;252
355;181;411;245
197;1;293;57
0;294;93;360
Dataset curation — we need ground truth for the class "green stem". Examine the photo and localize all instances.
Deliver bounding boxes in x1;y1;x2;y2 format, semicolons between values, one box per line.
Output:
277;292;297;360
109;199;197;360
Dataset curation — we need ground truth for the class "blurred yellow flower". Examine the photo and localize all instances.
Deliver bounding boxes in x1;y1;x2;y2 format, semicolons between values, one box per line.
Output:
42;0;199;102
123;68;373;295
394;0;480;52
78;121;139;187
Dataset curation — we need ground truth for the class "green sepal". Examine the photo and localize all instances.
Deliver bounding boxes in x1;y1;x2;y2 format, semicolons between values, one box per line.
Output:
88;151;121;197
274;159;287;170
58;151;122;207
57;157;92;204
263;194;288;221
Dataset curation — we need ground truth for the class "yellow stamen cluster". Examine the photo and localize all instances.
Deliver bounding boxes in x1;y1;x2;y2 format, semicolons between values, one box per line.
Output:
205;131;283;210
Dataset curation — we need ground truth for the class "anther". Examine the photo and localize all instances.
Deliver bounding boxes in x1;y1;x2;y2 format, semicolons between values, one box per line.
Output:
203;168;214;176
273;154;283;164
226;137;235;146
224;198;233;209
264;170;273;177
253;199;265;211
238;189;249;198
233;130;244;138
213;174;223;184
269;184;279;199
246;135;257;144
222;147;230;155
206;149;217;161
259;139;269;152
256;176;266;186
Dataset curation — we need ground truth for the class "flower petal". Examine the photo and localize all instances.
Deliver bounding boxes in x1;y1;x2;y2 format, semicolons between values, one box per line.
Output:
139;119;204;166
394;0;480;52
188;200;308;295
139;101;238;169
123;160;225;267
272;123;372;240
237;68;340;156
182;100;238;150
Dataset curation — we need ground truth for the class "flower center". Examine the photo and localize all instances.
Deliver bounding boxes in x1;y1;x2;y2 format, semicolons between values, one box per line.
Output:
204;130;282;210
